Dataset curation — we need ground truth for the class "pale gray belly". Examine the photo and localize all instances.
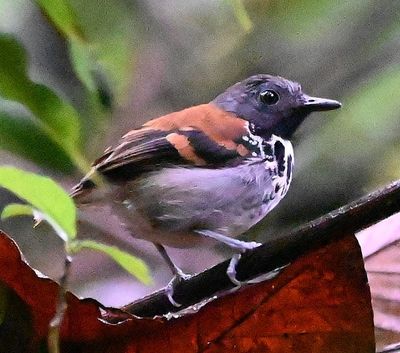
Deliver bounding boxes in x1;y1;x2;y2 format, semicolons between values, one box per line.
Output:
123;159;289;238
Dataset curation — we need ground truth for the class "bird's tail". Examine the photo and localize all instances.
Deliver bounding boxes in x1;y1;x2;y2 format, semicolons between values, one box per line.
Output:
69;179;97;202
34;175;98;228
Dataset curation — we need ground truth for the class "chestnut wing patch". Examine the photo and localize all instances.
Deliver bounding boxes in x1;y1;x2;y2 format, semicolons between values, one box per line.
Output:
93;129;249;183
78;104;253;186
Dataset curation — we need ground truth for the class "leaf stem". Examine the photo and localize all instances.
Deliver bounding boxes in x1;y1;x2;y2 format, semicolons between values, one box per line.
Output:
47;254;73;353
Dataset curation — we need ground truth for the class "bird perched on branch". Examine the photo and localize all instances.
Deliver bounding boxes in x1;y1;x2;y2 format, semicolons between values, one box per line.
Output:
71;74;341;300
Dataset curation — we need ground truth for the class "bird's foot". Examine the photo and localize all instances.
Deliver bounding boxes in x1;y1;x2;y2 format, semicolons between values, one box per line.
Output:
226;241;264;287
194;230;263;286
164;270;192;307
227;252;288;287
227;253;243;287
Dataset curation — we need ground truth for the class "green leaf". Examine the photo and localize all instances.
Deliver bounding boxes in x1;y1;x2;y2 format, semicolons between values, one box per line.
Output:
70;240;152;285
0;35;80;146
35;0;98;95
35;0;84;41
69;40;97;92
225;0;253;33
64;0;137;102
0;166;76;240
0;111;74;173
0;34;89;173
1;203;34;220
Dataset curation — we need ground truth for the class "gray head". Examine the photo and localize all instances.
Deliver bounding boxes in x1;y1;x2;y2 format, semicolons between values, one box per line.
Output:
212;74;341;139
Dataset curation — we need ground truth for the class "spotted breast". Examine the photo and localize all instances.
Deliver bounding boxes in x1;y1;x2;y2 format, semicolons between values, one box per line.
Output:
118;132;294;246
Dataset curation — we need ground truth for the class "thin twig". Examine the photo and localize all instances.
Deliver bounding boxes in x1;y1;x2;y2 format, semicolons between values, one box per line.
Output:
117;180;400;318
47;255;72;353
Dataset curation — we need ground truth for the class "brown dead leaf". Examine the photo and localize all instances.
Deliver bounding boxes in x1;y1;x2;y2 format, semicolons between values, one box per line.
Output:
357;212;400;351
0;229;374;353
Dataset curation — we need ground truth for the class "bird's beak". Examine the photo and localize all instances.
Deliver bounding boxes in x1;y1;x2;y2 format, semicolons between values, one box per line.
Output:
302;94;342;111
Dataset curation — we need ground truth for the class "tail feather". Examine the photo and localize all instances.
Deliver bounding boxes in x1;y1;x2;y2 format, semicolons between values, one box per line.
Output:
34;176;99;228
70;179;98;203
70;179;96;197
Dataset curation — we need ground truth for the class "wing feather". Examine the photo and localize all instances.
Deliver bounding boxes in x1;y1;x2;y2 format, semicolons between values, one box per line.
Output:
73;104;252;198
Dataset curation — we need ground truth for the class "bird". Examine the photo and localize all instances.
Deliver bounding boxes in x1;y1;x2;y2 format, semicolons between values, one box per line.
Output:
71;74;341;299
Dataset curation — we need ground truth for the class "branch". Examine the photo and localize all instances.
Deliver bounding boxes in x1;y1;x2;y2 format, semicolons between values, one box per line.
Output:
118;180;400;318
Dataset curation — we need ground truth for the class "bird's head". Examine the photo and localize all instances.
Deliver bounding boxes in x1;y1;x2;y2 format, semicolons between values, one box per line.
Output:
212;74;341;139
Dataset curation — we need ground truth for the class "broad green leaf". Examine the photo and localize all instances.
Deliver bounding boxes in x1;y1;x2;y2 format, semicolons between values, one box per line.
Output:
70;240;152;285
0;167;76;240
36;0;127;102
0;35;89;173
69;40;97;92
35;0;99;96
225;0;253;33
1;203;34;220
67;0;137;102
0;112;74;173
35;0;83;41
0;35;80;146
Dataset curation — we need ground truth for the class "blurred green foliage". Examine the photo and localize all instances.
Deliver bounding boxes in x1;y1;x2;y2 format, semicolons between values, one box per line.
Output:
0;35;86;172
37;0;137;102
0;166;152;283
0;166;77;239
0;111;74;172
225;0;253;33
0;0;139;173
0;0;154;285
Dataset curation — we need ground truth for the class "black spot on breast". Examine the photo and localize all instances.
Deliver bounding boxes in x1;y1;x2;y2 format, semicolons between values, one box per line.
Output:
274;141;286;177
263;192;275;203
263;143;274;161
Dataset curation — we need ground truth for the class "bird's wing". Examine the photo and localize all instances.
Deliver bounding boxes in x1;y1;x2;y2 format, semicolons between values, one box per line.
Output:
72;104;254;198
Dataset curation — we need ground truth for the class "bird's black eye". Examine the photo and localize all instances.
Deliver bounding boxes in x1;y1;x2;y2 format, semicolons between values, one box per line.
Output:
260;90;279;105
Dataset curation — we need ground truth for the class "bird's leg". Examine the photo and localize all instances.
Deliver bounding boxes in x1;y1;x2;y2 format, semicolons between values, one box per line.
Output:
154;243;191;307
194;229;262;250
154;243;190;280
195;229;262;286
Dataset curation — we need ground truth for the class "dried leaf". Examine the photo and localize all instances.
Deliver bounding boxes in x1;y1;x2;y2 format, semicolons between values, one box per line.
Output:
0;229;374;352
357;212;400;350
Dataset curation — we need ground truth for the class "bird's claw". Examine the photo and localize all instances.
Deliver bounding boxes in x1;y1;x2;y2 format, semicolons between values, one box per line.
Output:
164;271;192;307
238;241;262;251
227;253;243;287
